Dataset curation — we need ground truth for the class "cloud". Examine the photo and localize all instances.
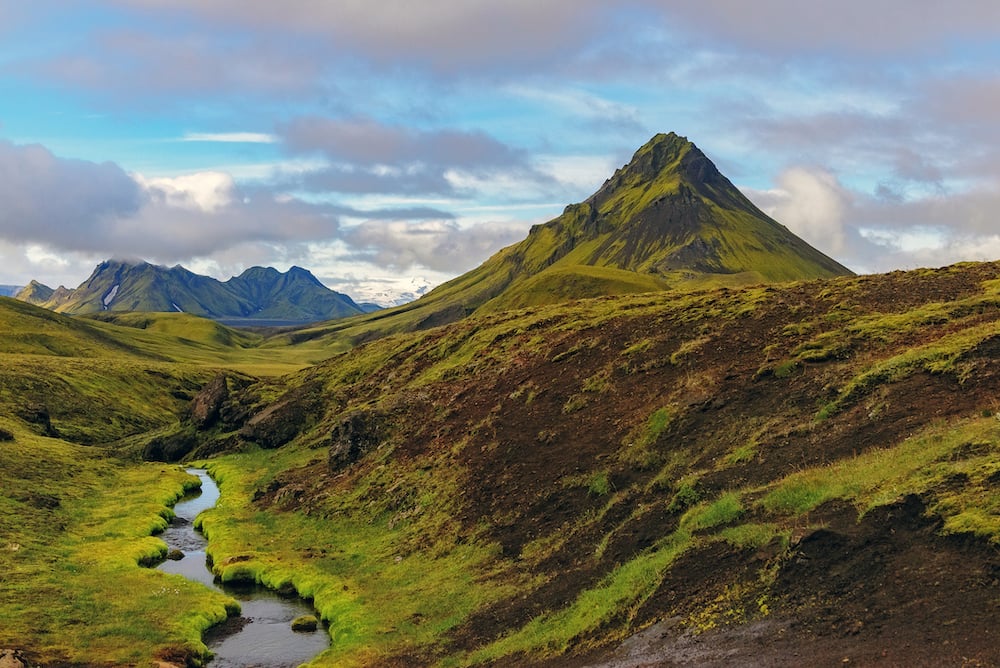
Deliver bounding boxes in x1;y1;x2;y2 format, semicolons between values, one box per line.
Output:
658;2;1000;55
0;140;340;262
181;132;277;144
22;29;323;103
107;0;612;73
747;167;850;255
505;85;643;132
341;218;526;273
745;165;1000;274
134;172;236;212
280;116;523;168
0;140;143;244
279;116;539;197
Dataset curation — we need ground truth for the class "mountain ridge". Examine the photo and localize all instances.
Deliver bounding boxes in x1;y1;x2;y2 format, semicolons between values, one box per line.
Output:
16;260;367;324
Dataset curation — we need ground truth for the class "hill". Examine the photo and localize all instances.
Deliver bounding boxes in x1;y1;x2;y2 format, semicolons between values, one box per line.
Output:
135;260;999;666
16;260;365;325
279;133;853;350
0;297;327;445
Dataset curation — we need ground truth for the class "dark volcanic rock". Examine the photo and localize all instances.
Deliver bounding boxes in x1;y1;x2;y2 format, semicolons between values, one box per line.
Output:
189;373;229;429
188;372;254;431
328;410;389;472
239;385;323;450
143;430;196;462
17;403;57;437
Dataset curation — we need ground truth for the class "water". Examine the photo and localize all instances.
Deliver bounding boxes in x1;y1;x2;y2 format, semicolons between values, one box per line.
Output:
158;469;330;667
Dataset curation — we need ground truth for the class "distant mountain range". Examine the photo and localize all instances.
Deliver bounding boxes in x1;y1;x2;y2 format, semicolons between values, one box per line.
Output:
16;261;375;325
0;285;20;298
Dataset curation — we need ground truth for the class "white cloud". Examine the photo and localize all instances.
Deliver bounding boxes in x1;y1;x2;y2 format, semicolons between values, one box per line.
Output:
181;132;277;144
745;167;849;255
134;171;235;212
342;218;526;273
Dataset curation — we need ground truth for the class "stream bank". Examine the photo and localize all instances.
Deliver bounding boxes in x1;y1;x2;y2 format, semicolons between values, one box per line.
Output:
158;468;330;667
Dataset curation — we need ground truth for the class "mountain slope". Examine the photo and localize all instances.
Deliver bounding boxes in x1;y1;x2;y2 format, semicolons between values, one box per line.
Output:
158;260;1000;667
17;260;365;324
4;261;1000;666
283;133;852;349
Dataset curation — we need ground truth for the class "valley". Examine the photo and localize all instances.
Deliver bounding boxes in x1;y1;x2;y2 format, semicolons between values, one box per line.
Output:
1;135;998;667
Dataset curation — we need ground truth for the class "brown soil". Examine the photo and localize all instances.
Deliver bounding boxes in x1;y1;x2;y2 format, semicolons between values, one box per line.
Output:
565;496;1000;667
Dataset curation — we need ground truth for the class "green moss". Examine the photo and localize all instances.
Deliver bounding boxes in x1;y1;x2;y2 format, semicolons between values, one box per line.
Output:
0;438;235;665
588;471;612;496
681;492;743;531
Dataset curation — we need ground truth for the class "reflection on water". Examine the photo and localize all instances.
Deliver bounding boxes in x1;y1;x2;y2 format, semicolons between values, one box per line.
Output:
158;469;329;667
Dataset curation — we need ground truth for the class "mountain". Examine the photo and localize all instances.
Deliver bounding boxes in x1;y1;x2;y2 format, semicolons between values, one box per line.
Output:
0;285;21;297
16;260;365;324
283;132;854;347
476;131;852;312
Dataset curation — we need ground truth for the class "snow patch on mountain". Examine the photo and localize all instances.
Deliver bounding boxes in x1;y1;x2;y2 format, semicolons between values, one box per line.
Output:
102;284;120;308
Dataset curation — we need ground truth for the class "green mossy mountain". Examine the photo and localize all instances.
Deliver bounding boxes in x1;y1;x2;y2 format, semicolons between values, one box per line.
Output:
286;132;853;348
16;260;365;324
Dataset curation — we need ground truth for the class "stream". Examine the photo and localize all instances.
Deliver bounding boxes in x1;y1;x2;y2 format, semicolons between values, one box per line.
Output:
158;469;330;667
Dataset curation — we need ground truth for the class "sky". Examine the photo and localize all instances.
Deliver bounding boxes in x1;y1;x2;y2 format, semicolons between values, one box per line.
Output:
1;1;1000;303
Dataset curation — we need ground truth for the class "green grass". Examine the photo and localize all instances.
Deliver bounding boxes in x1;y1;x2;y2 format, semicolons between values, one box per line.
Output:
681;492;744;531
462;530;693;664
0;425;236;665
760;416;1000;521
197;448;522;666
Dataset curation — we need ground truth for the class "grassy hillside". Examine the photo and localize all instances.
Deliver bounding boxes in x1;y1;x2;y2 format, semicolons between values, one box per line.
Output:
0;299;327;445
4;261;1000;665
167;260;1000;666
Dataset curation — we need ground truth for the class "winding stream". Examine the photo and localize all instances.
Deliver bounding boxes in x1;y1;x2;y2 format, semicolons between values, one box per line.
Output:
158;469;330;667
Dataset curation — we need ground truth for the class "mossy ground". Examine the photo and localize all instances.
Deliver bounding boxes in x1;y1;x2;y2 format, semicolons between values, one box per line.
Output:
0;424;237;666
4;261;1000;666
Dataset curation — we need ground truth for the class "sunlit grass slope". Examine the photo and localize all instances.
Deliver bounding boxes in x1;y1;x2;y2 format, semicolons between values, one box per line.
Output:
0;299;328;446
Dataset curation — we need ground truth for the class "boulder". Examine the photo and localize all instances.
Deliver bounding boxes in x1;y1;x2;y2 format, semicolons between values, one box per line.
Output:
16;404;57;437
328;410;388;472
143;431;196;463
0;648;28;668
291;615;318;632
